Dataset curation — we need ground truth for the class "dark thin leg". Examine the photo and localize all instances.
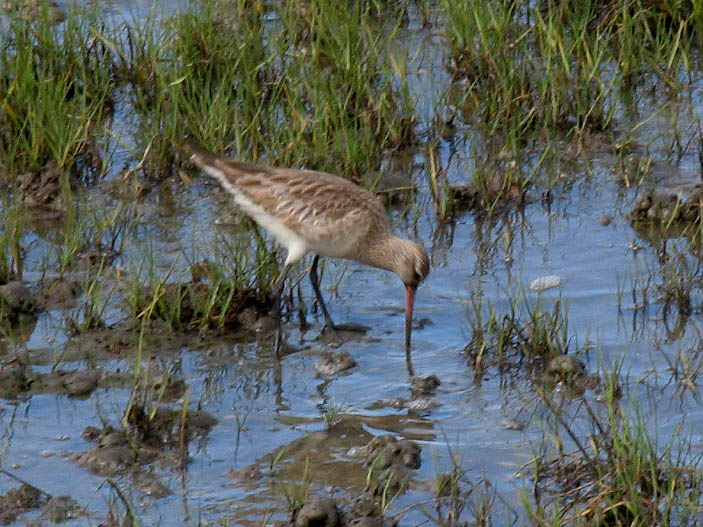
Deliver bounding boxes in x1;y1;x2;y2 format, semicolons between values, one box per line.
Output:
274;263;292;358
309;255;336;330
405;347;415;378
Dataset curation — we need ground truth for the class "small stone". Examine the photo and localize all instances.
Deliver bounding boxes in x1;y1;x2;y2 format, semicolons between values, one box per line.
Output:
598;214;613;226
529;275;562;292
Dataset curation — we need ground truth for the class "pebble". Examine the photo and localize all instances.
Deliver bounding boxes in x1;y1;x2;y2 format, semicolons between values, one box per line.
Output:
529;275;563;292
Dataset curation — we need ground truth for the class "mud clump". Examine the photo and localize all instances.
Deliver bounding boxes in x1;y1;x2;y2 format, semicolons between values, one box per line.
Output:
133;280;265;332
349;492;398;527
15;165;67;208
315;351;357;376
34;276;81;311
124;404;218;450
348;434;421;497
545;354;599;395
446;170;527;215
391;375;441;411
295;497;340;527
74;427;140;476
33;369;101;397
546;355;585;381
293;495;397;527
410;374;440;397
75;407;217;476
0;359;32;398
0;281;36;317
0;483;44;524
42;495;79;523
630;185;703;224
0;357;115;398
360;435;421;471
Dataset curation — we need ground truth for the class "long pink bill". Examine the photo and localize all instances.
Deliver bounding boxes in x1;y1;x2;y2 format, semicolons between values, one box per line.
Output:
405;285;416;352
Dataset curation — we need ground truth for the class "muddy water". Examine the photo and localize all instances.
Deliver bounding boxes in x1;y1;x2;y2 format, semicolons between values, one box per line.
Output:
3;4;703;527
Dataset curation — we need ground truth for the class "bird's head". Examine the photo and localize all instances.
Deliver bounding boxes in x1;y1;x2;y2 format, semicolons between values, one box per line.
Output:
395;240;430;290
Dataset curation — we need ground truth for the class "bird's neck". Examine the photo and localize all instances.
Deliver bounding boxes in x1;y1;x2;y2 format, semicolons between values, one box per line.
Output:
362;234;409;276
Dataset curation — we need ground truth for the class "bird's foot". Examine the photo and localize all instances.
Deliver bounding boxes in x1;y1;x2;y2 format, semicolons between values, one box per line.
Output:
317;322;369;345
273;337;301;358
326;322;369;333
272;324;303;358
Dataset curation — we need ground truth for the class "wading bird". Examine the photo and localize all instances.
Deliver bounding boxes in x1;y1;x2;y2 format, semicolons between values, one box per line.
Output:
184;144;429;357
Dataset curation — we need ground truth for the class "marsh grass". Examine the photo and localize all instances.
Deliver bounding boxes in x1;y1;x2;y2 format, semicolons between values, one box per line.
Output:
464;289;574;378
438;0;702;207
620;249;703;330
126;228;277;333
525;380;703;526
65;259;109;334
271;448;312;511
0;196;27;283
442;0;696;139
119;0;418;180
0;9;114;176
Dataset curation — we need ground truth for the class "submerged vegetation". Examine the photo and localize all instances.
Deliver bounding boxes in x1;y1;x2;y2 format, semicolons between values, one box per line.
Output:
2;0;703;525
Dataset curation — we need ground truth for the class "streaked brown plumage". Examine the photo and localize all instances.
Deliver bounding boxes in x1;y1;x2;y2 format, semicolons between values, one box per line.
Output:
184;144;429;355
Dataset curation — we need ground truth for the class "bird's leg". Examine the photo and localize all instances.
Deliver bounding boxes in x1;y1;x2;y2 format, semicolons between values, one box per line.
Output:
309;255;337;333
309;256;368;337
273;263;292;358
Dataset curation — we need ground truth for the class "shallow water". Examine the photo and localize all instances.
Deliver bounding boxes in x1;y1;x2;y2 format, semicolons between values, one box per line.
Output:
4;155;700;525
2;2;703;526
